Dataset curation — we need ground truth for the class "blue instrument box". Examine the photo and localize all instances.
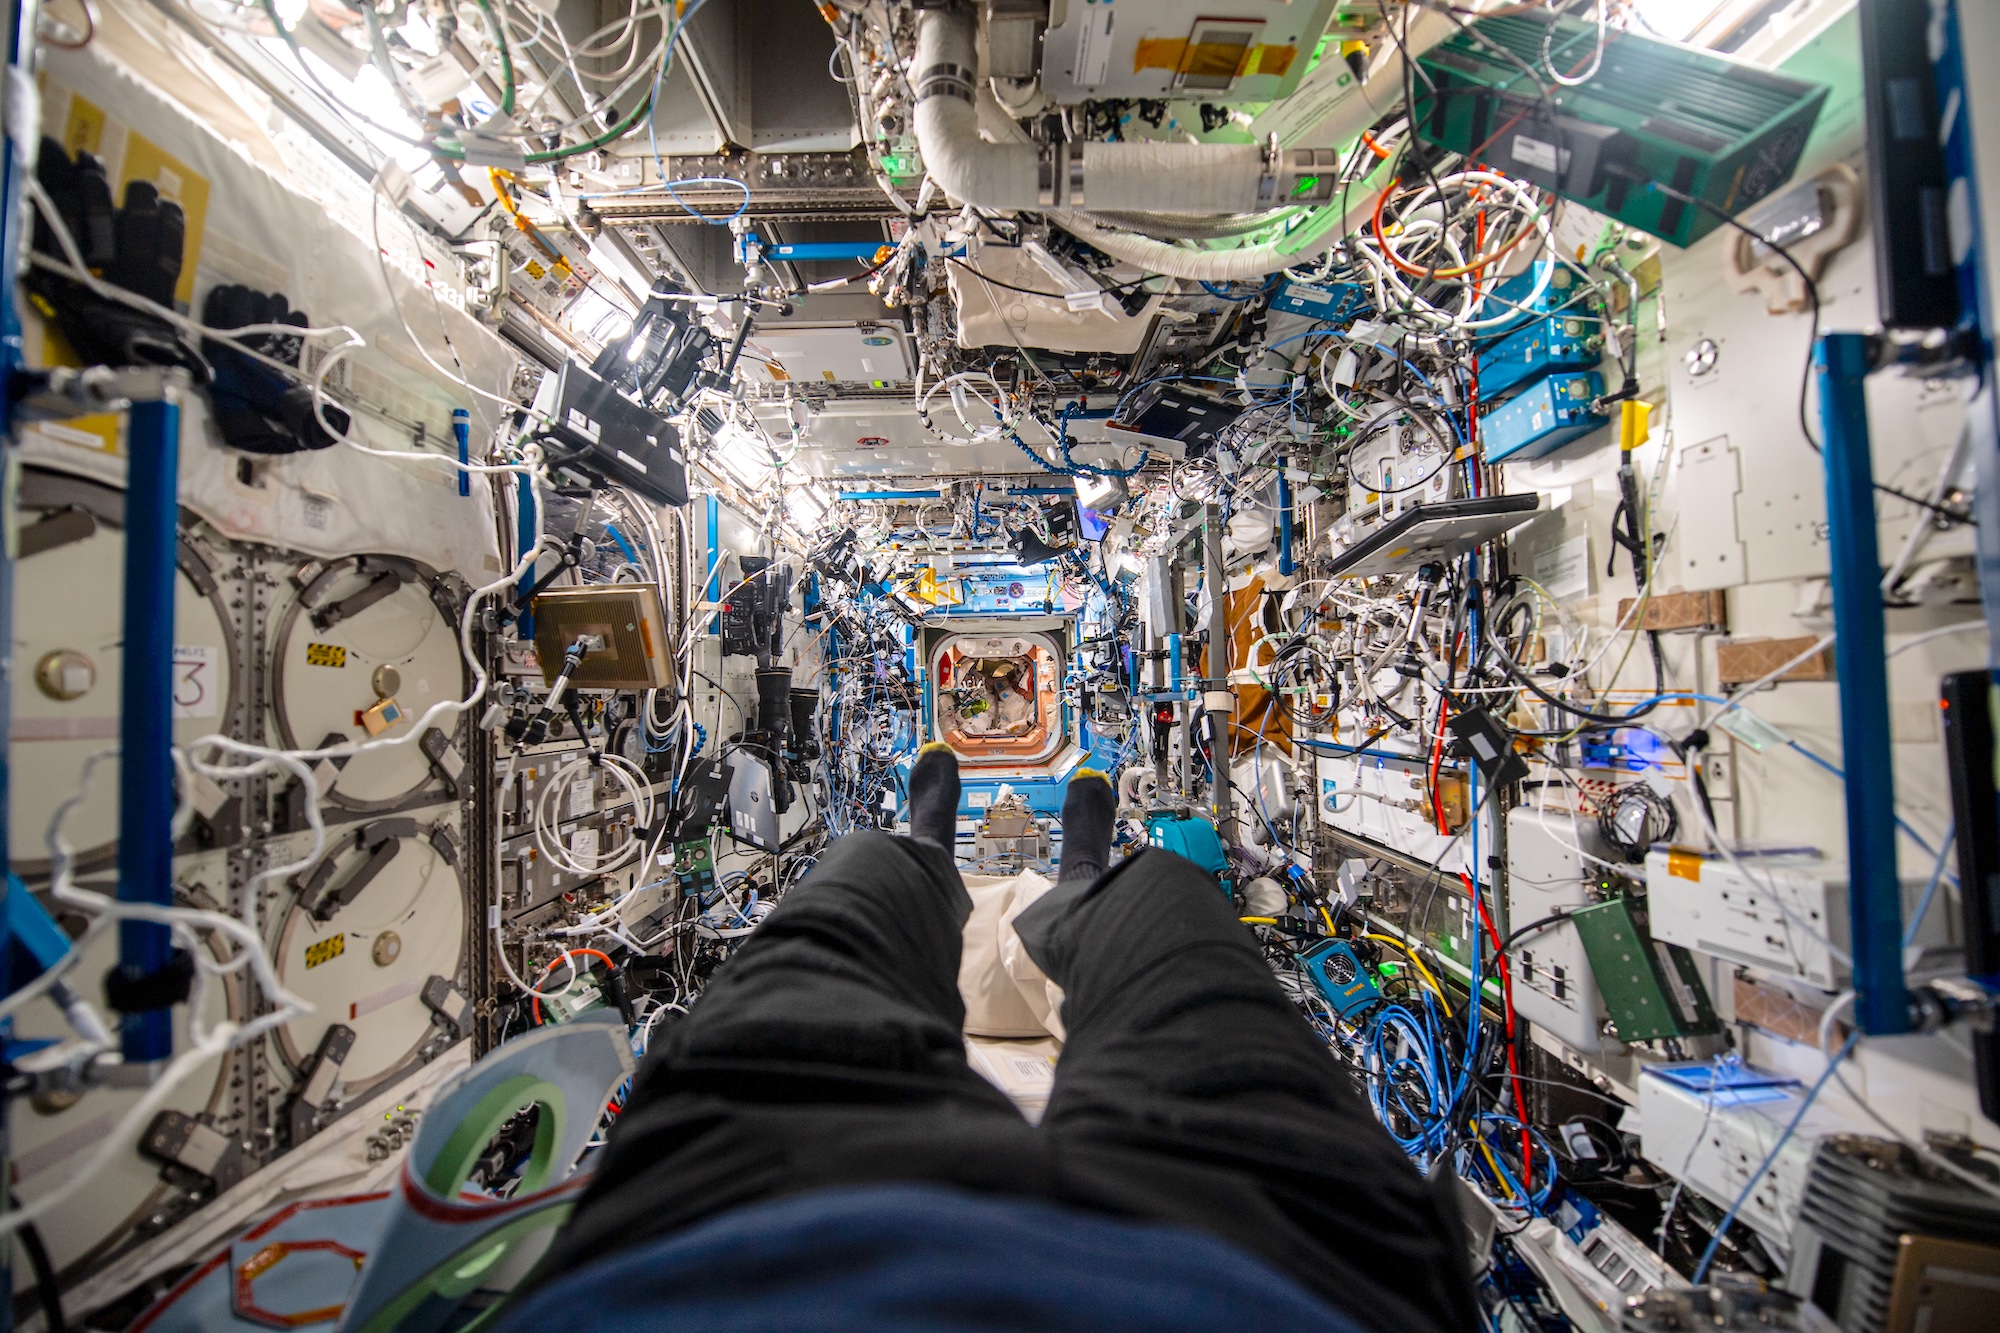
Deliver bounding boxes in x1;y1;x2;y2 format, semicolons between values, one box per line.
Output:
1269;279;1371;324
1145;814;1230;882
1478;313;1602;398
1481;371;1607;462
1298;938;1382;1018
1474;262;1595;342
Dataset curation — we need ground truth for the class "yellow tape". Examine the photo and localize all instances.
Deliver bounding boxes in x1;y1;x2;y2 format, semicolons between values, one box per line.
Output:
1620;399;1652;453
1131;39;1297;81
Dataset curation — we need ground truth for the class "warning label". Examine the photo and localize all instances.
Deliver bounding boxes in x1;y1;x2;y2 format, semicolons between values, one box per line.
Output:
305;643;348;668
304;934;346;969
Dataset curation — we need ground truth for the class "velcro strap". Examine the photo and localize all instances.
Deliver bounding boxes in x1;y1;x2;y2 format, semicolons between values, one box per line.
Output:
104;948;195;1014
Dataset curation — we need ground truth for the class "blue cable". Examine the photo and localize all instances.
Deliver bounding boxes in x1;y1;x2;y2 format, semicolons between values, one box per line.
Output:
1553;688;1958;887
1263;328;1341;354
1475;1113;1560;1213
1005;428;1073;476
646;0;738;222
1367;1002;1452;1157
662;175;751;223
1056;403;1148;478
1905;821;1956;947
1199;275;1282;301
1690;1031;1861;1282
1780;739;1956;877
605;522;640;565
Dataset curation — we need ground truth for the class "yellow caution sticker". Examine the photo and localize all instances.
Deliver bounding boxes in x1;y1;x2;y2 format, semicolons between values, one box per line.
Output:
304;934;346;969
305;643;348;668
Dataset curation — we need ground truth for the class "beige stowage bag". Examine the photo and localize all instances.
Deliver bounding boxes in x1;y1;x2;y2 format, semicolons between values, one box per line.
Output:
959;871;1069;1122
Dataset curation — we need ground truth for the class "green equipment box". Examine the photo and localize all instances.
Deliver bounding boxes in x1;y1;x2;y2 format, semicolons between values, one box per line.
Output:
1570;896;1719;1042
1413;14;1827;247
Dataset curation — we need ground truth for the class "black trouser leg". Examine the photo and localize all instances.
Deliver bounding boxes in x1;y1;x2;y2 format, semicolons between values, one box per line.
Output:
1015;849;1480;1333
529;831;1029;1280
645;829;982;1090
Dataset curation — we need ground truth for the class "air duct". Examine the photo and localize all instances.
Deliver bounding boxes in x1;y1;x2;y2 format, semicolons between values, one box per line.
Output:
912;6;1473;220
914;8;1267;213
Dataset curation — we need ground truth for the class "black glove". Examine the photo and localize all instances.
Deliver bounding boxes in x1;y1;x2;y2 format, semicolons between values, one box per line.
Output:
201;285;350;454
24;137;205;374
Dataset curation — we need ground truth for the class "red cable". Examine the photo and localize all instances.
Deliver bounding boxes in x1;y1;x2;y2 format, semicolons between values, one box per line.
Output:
1470;882;1533;1189
529;947;617;1025
1429;696;1453;831
1371;176;1540;281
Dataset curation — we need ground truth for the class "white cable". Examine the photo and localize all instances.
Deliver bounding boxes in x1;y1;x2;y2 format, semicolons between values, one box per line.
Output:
1698;634;1835;732
0;751;316;1242
1887;621;1988;658
1544;0;1609;87
533;752;656;875
369;191;526;411
1817;992;2000;1204
25;179;370;387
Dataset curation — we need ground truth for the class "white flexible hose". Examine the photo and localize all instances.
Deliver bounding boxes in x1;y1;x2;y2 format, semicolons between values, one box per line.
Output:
912;5;1484;223
913;9;1265;213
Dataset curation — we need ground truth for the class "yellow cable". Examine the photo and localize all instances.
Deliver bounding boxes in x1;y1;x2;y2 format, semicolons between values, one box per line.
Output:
489;169;574;279
1475;1126;1517;1200
1240;916;1280;925
489;168;521;220
1364;933;1453;1017
1318;904;1336;935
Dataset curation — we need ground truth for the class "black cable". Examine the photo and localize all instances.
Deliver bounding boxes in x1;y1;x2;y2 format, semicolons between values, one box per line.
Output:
1486;596;1664;728
1341;390;1459;494
1387;5;1450;222
946;257;1156;301
1668;731;1720;835
1501;910;1573;955
1597;782;1678;862
9;1195;68;1333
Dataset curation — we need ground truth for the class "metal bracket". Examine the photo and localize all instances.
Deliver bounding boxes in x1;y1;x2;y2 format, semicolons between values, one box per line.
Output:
9;364;194;423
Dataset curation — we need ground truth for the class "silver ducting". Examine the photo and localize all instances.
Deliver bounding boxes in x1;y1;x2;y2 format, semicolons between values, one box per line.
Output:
913;6;1474;220
915;7;1267;213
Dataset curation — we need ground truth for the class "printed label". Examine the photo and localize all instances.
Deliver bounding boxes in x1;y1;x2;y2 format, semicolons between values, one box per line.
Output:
305;642;348;668
1532;534;1591;601
172;644;220;719
1073;4;1115;87
1513;135;1561;174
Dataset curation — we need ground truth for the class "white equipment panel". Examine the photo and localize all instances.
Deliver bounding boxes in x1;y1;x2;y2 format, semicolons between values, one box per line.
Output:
1040;0;1336;104
10;887;233;1282
1645;849;1951;990
1506;807;1616;1055
11;473;236;872
1639;1064;1862;1257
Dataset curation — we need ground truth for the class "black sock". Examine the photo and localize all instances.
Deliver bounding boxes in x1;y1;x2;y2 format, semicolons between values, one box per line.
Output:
1058;768;1116;884
908;742;960;849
